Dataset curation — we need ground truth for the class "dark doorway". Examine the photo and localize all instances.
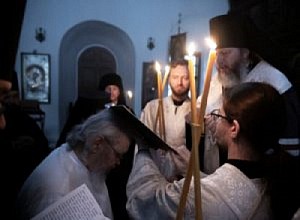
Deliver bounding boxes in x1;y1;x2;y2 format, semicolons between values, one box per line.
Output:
78;47;116;99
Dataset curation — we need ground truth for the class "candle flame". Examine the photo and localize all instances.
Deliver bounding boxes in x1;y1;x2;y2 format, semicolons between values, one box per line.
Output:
155;61;161;72
187;42;196;56
127;90;133;99
205;38;217;49
165;65;170;74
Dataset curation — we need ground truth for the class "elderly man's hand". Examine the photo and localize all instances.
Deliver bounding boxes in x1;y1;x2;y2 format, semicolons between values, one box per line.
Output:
171;145;191;178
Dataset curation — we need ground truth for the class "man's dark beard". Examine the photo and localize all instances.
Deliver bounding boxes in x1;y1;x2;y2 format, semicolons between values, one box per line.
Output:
170;86;189;101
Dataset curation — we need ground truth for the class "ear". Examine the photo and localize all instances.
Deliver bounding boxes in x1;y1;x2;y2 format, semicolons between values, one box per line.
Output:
230;119;240;138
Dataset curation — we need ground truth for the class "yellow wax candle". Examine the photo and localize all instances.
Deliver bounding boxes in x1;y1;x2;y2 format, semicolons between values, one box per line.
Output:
155;61;165;140
198;38;216;124
155;61;162;99
162;65;170;91
187;43;197;123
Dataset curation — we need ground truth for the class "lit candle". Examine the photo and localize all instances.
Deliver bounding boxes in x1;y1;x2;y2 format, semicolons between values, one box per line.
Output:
155;61;166;140
187;42;203;220
162;65;170;91
155;61;163;100
197;38;216;124
177;40;216;220
187;42;197;123
127;90;133;107
127;90;133;99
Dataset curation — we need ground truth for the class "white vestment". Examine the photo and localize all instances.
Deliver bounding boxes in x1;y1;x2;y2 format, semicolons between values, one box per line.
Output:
139;96;191;180
127;151;272;220
16;144;113;220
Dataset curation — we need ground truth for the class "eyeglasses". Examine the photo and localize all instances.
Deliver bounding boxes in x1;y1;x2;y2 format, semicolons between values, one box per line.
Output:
103;137;123;160
210;109;232;122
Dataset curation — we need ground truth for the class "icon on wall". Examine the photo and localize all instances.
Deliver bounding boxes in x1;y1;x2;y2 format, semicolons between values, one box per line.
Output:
21;52;51;103
141;62;157;109
169;33;186;61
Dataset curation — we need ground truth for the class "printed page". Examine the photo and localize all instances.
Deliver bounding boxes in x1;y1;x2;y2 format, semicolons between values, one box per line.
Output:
31;184;110;220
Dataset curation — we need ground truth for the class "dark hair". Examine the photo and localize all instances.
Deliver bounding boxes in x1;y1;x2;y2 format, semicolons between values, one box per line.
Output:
170;59;188;68
223;82;300;219
98;73;127;105
209;14;251;49
223;82;285;153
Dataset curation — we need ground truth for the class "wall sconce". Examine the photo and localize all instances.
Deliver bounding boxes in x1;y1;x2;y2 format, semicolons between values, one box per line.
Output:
147;37;155;50
35;27;46;43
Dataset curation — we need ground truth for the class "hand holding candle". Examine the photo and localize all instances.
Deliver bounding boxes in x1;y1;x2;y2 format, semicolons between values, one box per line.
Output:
177;39;216;220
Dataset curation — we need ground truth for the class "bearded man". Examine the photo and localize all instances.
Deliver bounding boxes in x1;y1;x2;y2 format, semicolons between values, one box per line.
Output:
198;14;300;174
140;59;191;181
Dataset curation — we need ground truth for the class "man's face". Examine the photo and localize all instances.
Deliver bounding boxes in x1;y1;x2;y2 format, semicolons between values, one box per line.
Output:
105;85;120;103
215;48;249;88
99;133;130;172
169;64;190;100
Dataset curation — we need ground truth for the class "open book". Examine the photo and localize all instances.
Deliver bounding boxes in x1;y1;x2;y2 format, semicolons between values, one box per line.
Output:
108;105;176;153
31;184;110;220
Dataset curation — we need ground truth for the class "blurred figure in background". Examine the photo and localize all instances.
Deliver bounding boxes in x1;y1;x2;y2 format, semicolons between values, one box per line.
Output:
1;71;50;218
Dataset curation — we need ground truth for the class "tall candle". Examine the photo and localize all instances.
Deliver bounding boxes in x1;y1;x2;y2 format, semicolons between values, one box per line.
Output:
197;38;216;124
187;43;197;123
188;42;202;220
155;61;162;99
177;39;216;220
162;65;170;91
155;61;165;140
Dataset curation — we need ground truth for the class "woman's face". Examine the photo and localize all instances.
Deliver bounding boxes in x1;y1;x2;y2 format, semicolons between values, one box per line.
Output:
105;85;120;103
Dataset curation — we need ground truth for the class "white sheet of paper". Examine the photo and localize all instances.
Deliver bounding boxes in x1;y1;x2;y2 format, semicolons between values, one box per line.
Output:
31;184;110;220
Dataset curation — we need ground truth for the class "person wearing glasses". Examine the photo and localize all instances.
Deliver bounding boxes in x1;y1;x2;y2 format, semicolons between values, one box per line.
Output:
198;14;300;175
127;82;287;219
16;108;132;220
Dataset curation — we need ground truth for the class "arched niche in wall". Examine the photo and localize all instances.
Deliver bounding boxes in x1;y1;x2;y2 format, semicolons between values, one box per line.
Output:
77;46;116;99
59;20;135;131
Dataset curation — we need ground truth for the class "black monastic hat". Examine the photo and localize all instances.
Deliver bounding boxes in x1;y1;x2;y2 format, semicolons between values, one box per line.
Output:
209;14;253;49
108;105;175;153
99;73;124;91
